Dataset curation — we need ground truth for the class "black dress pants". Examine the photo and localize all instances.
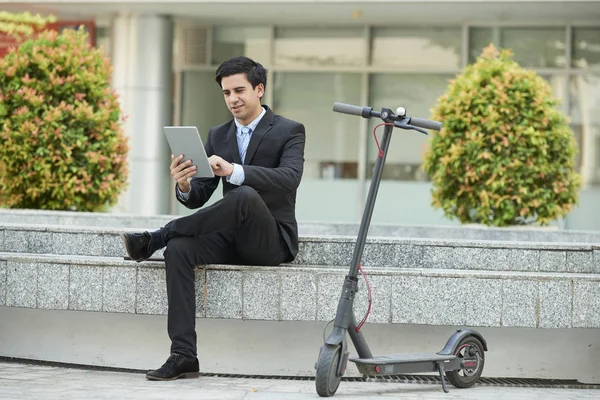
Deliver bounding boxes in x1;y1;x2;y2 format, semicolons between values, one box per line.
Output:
161;186;290;358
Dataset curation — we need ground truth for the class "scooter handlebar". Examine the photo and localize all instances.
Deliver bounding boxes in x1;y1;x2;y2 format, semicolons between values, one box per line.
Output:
333;102;368;117
409;117;442;131
333;102;442;131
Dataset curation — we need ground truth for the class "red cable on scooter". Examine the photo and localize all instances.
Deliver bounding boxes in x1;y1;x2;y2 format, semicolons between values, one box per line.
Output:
373;123;395;158
356;263;372;332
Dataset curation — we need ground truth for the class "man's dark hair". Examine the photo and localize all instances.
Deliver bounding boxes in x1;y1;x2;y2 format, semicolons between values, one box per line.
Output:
215;56;268;90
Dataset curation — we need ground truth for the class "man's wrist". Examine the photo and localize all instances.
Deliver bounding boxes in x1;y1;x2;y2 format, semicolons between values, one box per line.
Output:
177;183;190;193
227;163;245;186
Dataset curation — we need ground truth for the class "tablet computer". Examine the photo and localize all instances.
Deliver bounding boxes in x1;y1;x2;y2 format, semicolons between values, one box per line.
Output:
163;126;215;178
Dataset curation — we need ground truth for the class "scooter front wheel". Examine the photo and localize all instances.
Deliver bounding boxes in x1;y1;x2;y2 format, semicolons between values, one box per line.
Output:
315;344;342;397
446;336;485;388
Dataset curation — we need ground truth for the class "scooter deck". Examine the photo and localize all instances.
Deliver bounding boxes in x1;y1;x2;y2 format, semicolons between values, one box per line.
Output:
350;352;457;378
350;352;455;365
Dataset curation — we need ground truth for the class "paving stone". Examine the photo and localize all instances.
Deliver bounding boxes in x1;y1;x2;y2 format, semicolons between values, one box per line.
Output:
573;280;600;328
6;261;37;308
69;265;103;312
502;280;538;327
102;267;136;313
280;272;316;321
566;251;595;273
54;232;103;256
539;280;572;328
392;276;466;326
4;230;29;253
243;272;280;320
205;270;242;319
540;251;567;272
136;267;168;315
38;263;69;310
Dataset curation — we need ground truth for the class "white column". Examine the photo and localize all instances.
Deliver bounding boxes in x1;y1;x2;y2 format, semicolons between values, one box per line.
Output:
111;14;173;215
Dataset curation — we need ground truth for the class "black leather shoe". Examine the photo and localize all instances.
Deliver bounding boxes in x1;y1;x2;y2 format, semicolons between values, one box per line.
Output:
120;232;154;262
146;354;200;381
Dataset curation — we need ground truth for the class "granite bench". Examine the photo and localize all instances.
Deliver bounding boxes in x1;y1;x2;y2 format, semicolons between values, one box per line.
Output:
1;221;599;383
1;251;598;329
1;223;599;274
2;208;600;243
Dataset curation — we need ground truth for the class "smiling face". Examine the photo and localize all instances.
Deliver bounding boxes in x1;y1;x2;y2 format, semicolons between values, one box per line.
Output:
221;73;265;126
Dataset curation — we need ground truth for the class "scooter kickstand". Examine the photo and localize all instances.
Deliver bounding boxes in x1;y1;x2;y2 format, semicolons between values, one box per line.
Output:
436;362;449;393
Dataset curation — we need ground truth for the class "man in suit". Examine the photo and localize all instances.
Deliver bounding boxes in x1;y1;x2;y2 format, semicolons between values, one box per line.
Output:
120;56;306;381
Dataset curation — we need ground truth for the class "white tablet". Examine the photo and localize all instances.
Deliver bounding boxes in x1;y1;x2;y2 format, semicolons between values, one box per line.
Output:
163;126;215;178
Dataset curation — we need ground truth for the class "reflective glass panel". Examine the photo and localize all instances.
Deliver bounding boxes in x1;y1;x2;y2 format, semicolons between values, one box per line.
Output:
572;28;600;68
469;27;493;63
501;28;566;68
570;74;600;184
274;27;367;67
372;27;462;68
273;72;362;179
212;26;270;66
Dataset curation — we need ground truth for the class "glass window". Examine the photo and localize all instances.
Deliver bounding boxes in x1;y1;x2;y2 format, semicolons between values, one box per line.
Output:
367;74;453;180
501;28;566;68
469;27;493;63
95;25;111;58
540;74;567;107
272;72;362;179
570;74;600;184
371;27;462;69
274;27;367;67
211;26;270;66
180;71;231;142
572;28;600;69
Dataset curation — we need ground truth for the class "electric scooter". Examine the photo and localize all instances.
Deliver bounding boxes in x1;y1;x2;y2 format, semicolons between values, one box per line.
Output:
315;102;488;397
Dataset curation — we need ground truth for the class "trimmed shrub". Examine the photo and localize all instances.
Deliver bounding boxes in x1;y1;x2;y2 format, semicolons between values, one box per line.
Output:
0;27;129;211
422;44;580;226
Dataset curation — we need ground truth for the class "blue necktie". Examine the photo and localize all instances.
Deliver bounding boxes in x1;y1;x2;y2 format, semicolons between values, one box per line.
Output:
240;126;252;164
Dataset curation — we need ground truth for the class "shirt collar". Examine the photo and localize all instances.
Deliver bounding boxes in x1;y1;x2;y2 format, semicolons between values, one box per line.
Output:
234;106;266;133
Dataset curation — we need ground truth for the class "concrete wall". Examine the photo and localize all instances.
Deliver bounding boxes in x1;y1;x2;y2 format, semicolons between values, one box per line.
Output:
0;307;598;384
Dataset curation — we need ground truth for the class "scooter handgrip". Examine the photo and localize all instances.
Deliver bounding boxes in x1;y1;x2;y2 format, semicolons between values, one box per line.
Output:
333;102;364;117
409;117;442;131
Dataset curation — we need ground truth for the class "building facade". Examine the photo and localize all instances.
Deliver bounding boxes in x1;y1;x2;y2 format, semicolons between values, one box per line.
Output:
7;0;600;229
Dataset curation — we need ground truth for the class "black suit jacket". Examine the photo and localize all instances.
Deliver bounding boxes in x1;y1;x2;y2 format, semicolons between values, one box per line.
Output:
176;105;306;261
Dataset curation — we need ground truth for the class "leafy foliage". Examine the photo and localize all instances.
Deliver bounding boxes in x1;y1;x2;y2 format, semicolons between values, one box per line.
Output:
0;27;129;211
422;44;580;226
0;11;56;39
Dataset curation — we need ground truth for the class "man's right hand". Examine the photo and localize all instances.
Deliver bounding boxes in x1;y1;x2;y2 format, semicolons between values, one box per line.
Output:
170;154;196;193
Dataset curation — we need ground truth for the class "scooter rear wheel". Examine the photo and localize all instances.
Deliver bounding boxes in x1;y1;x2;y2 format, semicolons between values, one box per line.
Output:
446;336;485;388
315;345;342;397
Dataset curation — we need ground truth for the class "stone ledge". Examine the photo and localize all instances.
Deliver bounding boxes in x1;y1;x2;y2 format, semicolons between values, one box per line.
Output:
3;208;600;243
2;222;599;249
1;253;598;329
1;224;599;274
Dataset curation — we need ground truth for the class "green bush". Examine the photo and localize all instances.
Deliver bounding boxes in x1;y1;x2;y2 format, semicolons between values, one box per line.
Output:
0;27;129;211
422;44;580;226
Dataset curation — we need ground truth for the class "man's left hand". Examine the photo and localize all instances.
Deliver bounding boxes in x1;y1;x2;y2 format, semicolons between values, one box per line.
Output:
208;155;234;177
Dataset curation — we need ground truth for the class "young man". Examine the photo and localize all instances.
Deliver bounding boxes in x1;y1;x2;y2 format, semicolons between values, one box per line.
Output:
120;56;306;381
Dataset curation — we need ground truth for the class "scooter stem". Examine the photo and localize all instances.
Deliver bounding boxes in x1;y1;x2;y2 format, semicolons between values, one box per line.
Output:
348;123;395;278
325;122;395;359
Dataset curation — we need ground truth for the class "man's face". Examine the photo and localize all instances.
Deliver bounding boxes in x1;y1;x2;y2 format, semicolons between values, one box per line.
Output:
221;73;264;126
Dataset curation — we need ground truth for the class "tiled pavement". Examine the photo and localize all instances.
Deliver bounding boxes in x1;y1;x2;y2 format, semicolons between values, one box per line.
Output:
0;361;598;400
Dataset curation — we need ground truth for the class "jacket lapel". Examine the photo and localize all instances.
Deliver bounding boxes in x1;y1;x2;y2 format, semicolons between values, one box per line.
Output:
244;106;274;165
226;121;242;165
